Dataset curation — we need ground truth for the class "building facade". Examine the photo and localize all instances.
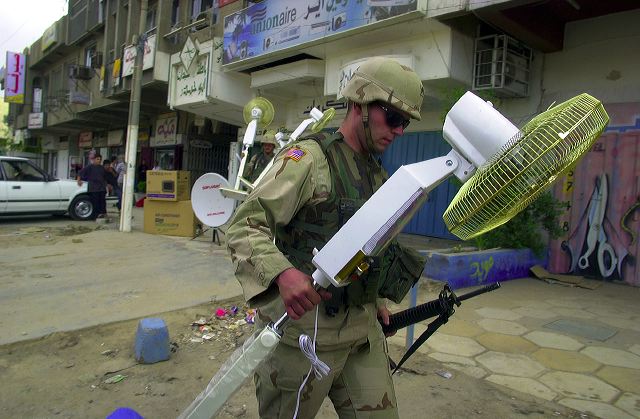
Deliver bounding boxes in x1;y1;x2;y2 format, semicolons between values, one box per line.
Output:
4;0;640;285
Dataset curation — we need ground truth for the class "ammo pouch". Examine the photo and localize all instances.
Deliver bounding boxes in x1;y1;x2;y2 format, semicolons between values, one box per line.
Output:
376;243;427;303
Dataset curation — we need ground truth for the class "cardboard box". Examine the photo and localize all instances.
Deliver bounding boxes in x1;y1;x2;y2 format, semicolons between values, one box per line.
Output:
146;170;191;201
144;200;197;237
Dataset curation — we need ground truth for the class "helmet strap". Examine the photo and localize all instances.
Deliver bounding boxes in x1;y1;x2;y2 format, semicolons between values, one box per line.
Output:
361;103;377;154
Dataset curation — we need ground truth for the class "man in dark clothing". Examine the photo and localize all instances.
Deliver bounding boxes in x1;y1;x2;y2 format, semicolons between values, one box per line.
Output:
103;159;120;211
77;154;108;218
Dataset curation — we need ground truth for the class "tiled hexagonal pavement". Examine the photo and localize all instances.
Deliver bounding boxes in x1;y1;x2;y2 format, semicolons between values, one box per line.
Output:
386;275;640;418
475;307;522;321
524;331;584;350
581;346;640;369
615;392;640;418
559;398;635;419
476;351;545;377
477;318;528;335
540;371;619;402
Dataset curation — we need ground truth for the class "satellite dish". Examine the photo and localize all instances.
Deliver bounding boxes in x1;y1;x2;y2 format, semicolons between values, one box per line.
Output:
191;173;236;227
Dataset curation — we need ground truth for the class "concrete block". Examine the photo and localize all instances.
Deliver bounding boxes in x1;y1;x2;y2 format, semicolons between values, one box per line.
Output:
134;317;170;364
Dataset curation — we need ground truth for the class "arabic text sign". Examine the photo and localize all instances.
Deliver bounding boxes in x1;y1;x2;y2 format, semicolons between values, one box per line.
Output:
4;52;25;104
174;53;209;106
223;0;417;65
155;113;178;146
122;34;157;77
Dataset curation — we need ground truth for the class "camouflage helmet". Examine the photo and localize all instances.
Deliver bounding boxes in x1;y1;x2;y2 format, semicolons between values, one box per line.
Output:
261;130;278;146
341;57;424;120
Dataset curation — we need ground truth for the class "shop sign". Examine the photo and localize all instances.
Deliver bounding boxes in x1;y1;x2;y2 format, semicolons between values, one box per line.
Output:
153;113;178;146
94;135;108;147
79;131;93;148
28;113;44;129
122;34;157;77
190;139;212;149
173;52;209;106
108;129;124;146
223;0;418;65
42;23;58;51
4;52;25;104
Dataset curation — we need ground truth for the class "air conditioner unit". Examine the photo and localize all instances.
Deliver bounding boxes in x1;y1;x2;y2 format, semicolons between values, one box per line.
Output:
71;65;93;80
473;35;532;98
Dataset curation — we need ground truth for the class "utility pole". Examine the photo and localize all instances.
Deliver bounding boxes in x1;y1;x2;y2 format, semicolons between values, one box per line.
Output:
120;0;148;232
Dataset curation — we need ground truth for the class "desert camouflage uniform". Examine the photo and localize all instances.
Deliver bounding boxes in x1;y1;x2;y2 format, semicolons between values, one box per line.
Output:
243;152;274;183
243;131;279;183
227;132;425;418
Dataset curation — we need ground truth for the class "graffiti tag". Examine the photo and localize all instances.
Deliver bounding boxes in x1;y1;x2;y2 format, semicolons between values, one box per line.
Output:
470;256;494;283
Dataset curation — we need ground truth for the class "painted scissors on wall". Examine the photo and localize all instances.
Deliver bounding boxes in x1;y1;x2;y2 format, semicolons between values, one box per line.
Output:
578;173;618;278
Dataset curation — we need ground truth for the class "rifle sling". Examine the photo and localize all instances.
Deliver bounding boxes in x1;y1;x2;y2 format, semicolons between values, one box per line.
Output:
391;312;450;375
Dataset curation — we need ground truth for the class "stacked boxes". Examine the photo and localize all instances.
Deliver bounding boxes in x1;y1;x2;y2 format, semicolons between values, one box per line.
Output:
144;170;196;237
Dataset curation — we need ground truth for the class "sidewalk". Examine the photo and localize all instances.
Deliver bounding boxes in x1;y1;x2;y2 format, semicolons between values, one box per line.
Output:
386;270;640;418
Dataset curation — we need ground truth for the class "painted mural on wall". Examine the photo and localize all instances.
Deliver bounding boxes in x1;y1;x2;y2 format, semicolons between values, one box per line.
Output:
549;102;640;286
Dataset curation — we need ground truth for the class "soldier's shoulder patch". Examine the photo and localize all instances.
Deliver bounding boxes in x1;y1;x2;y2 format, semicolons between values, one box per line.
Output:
286;147;306;162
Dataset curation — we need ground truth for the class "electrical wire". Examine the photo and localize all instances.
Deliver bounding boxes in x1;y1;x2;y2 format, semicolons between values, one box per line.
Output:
293;305;330;419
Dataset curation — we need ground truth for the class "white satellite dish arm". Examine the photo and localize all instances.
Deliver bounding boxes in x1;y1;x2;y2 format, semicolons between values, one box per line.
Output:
234;109;262;190
226;107;332;200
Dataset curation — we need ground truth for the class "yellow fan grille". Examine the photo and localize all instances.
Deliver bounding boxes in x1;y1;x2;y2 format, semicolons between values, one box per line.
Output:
443;93;609;241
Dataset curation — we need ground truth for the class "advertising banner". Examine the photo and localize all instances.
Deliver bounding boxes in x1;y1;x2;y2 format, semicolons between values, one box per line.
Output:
4;52;26;103
122;34;157;77
223;0;417;65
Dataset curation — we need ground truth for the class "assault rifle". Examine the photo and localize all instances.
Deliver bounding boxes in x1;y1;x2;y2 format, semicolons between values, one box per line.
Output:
380;282;501;373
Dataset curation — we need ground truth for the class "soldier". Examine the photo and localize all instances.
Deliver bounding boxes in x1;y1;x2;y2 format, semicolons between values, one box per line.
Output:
243;130;278;183
226;57;426;418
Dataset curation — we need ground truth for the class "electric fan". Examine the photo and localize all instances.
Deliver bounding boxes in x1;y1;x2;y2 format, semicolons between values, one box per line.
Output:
179;92;609;419
251;107;336;188
221;105;336;201
233;97;275;191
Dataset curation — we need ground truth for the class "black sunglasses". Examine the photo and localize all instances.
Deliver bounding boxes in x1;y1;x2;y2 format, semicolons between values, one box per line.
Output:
376;102;410;130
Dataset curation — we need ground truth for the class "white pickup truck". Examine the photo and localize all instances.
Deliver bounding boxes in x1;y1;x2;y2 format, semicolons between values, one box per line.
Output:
0;156;98;220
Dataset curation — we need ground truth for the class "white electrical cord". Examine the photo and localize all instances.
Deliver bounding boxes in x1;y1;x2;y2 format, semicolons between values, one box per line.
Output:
292;305;330;419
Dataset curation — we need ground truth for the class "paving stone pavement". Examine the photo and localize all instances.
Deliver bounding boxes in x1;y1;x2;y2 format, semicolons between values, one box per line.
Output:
387;276;640;419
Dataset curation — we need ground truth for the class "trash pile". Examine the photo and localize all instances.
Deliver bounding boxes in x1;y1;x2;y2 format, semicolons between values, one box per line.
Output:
183;305;257;351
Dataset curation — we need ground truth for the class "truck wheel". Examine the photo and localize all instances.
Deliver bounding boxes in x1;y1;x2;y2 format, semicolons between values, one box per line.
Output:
69;195;95;220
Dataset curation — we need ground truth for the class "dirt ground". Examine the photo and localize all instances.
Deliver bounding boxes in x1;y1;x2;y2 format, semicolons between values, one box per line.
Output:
0;220;584;418
0;296;587;419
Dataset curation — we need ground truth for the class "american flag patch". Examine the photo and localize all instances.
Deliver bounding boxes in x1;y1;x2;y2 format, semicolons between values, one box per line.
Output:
286;148;306;162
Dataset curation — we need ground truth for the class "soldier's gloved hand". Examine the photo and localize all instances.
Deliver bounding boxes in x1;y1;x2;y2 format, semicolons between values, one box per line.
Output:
276;268;332;320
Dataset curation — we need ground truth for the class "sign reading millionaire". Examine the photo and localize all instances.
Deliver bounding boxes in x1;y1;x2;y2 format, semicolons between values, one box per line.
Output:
223;0;418;65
